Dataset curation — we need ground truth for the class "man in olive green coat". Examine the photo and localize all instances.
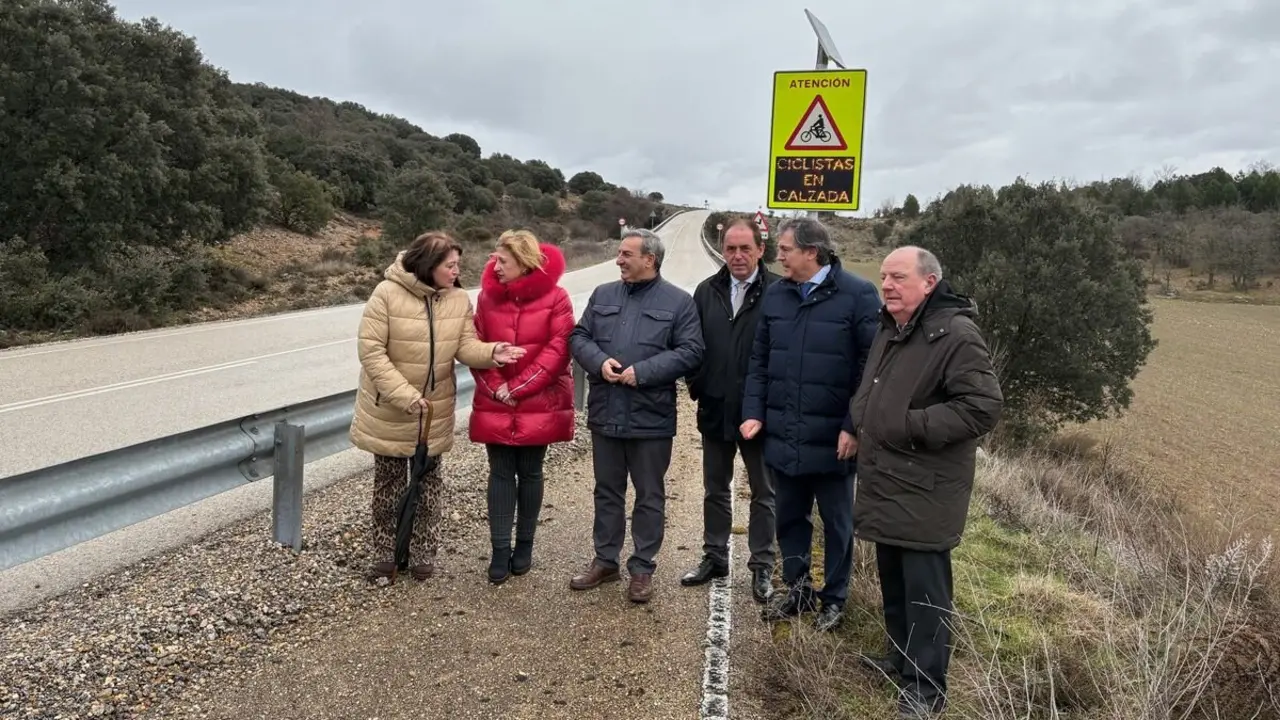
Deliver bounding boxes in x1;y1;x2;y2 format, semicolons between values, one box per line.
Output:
848;245;1004;718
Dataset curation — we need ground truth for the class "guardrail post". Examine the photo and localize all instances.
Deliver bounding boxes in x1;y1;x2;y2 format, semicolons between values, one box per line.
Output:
272;420;305;552
573;361;587;410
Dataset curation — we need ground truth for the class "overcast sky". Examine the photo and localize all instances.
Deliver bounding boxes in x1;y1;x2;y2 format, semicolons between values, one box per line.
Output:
111;0;1280;216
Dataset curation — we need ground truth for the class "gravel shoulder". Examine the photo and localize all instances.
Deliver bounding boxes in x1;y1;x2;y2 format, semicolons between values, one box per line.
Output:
0;388;743;719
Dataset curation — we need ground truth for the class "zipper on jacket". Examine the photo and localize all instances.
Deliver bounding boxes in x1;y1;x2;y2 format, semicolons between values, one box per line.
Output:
714;281;738;323
716;290;734;322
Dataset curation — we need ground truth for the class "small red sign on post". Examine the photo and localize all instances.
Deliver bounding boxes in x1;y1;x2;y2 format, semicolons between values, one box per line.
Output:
755;209;771;240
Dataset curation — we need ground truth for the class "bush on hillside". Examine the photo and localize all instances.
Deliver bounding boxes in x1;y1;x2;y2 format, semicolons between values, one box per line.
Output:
265;158;335;235
442;132;480;159
568;171;607;195
903;179;1158;445
0;0;270;271
377;166;455;245
507;183;541;201
578;188;664;238
533;196;560;219
902;193;921;218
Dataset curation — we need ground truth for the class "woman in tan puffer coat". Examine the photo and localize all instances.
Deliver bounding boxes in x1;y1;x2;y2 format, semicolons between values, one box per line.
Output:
350;231;526;583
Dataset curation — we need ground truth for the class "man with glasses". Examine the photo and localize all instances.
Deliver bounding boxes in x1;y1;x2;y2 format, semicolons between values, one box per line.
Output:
740;217;879;632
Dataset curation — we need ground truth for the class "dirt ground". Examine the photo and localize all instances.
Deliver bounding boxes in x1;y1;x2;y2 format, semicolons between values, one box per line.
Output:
113;392;773;720
1088;298;1280;539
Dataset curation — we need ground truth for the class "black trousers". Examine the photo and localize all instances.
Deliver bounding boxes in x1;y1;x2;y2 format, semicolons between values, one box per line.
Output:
485;444;548;547
876;543;955;710
701;436;775;571
773;469;855;607
590;432;673;575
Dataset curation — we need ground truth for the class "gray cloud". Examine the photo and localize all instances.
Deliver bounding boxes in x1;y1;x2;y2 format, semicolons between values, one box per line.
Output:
111;0;1280;215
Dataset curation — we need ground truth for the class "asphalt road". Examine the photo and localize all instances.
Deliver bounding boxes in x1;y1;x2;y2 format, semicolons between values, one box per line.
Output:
0;209;718;612
0;209;714;479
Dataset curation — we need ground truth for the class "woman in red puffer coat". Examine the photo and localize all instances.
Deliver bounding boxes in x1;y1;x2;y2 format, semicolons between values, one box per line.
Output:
470;229;575;584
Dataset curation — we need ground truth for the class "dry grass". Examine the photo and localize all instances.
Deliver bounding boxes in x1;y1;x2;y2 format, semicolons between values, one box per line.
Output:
750;448;1280;719
1086;299;1280;547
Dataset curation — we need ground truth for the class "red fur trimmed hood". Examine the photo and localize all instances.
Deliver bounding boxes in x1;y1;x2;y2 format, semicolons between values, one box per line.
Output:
480;242;567;302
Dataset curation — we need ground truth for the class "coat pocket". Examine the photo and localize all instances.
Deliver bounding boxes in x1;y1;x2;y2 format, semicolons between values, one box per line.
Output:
636;308;673;347
591;304;621;342
871;444;935;492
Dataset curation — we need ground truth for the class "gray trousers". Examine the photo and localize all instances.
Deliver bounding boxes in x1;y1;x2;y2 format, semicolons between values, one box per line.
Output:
701;436;776;572
591;432;673;575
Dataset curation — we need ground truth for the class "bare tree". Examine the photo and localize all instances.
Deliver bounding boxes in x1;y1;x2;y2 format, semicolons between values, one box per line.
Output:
1189;211;1228;289
1220;208;1269;290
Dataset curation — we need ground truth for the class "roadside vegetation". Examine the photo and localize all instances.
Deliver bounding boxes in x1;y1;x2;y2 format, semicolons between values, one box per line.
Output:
738;177;1280;718
0;0;682;348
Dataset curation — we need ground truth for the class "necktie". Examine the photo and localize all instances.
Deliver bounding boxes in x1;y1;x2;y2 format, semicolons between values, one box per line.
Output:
802;281;815;298
731;280;746;316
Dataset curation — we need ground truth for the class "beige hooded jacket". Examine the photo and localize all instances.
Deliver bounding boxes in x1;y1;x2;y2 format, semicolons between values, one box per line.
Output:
349;252;500;457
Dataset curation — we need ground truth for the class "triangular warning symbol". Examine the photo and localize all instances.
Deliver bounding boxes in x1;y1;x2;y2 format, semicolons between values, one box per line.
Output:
784;95;847;151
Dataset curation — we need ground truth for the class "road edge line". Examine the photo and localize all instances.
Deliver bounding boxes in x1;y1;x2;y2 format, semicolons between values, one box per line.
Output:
699;470;734;719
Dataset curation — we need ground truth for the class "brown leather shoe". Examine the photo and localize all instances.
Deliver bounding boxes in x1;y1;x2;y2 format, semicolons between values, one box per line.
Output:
627;573;653;603
569;560;621;590
410;562;434;581
367;560;398;583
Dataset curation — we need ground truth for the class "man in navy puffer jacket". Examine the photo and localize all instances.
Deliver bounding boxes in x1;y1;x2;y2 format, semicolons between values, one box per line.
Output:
740;217;879;632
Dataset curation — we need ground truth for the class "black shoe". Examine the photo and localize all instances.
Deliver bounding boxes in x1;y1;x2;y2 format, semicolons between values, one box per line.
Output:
897;694;944;718
488;545;512;584
859;653;901;679
750;568;774;604
679;557;728;586
815;603;843;632
761;585;817;622
510;540;533;576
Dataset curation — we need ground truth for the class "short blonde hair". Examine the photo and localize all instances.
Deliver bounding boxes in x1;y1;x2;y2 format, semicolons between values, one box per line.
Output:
496;229;545;273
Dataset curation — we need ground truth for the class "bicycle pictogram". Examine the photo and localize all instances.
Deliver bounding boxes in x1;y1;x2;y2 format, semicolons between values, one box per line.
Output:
800;115;831;144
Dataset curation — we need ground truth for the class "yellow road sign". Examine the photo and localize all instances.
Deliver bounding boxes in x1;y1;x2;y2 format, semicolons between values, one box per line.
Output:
767;69;867;212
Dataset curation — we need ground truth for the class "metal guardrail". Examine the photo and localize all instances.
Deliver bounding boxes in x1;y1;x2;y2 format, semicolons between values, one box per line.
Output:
0;388;360;570
700;220;726;266
0;208;696;572
0;358;593;571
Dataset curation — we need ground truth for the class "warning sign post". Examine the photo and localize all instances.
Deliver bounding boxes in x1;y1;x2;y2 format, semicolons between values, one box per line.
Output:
767;68;867;212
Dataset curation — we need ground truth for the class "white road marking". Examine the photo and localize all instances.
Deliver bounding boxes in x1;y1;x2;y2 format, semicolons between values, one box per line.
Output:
0;339;352;413
0;304;362;360
700;472;735;719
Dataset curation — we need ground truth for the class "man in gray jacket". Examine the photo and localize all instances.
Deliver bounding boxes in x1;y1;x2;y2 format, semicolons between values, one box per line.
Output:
569;228;704;603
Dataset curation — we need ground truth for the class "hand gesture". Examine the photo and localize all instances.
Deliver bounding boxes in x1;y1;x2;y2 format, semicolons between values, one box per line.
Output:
601;358;623;382
740;419;762;440
837;430;857;460
496;383;516;407
618;366;637;387
493;342;526;365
